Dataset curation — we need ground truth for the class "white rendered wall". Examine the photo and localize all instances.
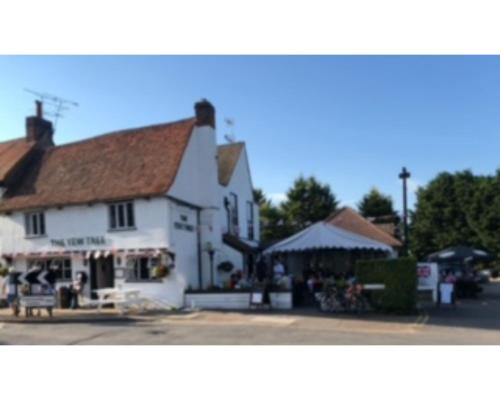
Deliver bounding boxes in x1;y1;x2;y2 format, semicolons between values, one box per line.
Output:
219;147;260;243
168;125;219;209
0;198;170;255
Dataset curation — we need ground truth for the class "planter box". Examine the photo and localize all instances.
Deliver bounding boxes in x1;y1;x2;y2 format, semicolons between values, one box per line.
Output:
269;292;293;310
185;291;293;310
185;292;251;310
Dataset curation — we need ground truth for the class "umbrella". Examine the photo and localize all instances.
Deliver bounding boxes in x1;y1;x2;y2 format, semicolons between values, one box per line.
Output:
427;245;495;264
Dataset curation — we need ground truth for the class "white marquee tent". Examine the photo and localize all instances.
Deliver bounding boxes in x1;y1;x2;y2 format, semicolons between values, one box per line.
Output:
263;222;394;255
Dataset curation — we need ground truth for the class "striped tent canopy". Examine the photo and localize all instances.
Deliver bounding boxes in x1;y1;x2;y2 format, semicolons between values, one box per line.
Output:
263;222;393;254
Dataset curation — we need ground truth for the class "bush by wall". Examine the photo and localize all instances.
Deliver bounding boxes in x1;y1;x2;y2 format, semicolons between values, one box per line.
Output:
356;258;417;314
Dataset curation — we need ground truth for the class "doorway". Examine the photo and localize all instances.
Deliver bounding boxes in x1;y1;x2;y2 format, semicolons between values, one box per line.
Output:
90;255;115;299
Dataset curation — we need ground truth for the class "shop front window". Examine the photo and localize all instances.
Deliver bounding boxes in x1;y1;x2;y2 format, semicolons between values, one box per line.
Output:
27;258;72;281
126;256;160;282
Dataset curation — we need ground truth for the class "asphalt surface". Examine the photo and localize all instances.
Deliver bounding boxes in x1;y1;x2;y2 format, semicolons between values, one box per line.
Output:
1;282;500;345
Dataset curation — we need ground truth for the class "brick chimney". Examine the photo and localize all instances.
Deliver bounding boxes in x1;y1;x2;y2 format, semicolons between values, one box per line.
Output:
194;99;215;128
26;100;54;147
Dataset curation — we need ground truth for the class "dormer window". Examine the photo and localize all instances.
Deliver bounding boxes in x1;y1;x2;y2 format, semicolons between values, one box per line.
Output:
25;211;46;237
109;201;135;231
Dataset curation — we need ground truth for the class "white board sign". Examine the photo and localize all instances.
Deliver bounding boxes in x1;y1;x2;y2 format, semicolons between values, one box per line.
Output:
417;262;439;302
417;262;438;288
20;296;56;308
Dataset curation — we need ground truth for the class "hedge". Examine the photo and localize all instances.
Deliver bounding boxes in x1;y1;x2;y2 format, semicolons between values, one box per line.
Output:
355;257;417;314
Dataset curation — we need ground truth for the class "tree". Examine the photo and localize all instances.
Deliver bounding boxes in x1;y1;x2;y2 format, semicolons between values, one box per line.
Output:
280;176;339;231
253;188;268;207
468;171;500;256
253;188;292;244
357;188;395;218
410;170;482;259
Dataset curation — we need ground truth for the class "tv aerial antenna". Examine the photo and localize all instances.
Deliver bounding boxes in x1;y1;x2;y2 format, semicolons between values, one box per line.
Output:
24;88;79;131
224;118;236;143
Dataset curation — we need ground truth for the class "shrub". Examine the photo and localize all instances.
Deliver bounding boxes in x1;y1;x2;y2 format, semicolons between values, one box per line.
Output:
356;258;417;314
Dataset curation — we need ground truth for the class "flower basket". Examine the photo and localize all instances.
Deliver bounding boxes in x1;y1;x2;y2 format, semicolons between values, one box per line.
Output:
153;265;170;279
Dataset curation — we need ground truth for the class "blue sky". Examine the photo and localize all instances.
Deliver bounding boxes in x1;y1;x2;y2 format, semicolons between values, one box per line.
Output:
1;56;499;212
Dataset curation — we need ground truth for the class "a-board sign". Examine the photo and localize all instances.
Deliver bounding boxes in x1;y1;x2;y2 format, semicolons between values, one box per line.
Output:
250;292;263;304
439;283;454;305
250;287;266;306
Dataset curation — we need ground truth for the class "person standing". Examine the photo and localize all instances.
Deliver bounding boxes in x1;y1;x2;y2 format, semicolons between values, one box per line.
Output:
2;267;20;317
255;256;268;282
273;258;285;281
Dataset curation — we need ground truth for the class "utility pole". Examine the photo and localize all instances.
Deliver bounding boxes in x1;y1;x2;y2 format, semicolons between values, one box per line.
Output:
399;167;411;255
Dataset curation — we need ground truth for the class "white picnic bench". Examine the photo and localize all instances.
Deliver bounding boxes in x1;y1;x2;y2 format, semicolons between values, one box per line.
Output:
90;288;148;314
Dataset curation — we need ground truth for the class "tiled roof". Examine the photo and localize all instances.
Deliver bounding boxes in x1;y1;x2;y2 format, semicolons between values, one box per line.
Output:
0;138;35;183
372;222;397;237
326;207;402;248
217;142;244;186
0;118;196;212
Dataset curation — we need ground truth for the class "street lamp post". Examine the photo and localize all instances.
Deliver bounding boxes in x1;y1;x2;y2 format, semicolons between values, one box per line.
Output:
399;167;411;255
205;242;216;287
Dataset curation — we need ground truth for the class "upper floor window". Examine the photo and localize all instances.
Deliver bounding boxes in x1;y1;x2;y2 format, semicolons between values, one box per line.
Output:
246;201;255;240
109;201;135;230
24;211;46;237
229;193;239;236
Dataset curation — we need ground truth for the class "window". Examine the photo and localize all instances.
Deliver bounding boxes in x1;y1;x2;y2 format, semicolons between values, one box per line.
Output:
246;201;255;240
126;256;160;281
25;211;46;237
229;193;239;236
27;258;72;281
109;201;135;230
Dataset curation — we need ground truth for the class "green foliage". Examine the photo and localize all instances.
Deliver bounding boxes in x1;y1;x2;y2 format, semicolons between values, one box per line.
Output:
410;170;500;259
254;188;293;244
358;187;395;218
253;188;267;207
281;176;339;231
255;177;339;244
356;258;417;314
468;171;500;256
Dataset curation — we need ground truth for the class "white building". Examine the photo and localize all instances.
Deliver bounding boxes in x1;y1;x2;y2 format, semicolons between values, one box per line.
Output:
0;100;260;307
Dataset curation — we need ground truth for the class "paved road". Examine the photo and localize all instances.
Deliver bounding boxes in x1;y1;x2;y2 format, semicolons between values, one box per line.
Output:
1;282;500;345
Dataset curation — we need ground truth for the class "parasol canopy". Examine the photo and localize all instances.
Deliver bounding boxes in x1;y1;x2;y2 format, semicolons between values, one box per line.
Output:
427;245;495;264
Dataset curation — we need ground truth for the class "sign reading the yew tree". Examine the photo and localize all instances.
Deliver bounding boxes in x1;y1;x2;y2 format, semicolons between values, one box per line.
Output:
50;236;106;247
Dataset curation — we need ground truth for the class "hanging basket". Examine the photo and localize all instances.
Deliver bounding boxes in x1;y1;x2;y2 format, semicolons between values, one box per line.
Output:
153;265;170;279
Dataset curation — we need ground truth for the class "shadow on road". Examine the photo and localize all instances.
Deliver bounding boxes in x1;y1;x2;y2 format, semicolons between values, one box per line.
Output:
231;281;500;333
